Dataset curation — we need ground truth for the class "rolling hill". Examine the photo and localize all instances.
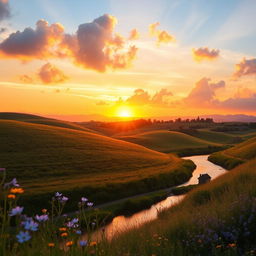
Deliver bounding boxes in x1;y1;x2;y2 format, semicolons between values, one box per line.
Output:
0;112;97;133
0;120;195;211
115;130;222;154
208;136;256;169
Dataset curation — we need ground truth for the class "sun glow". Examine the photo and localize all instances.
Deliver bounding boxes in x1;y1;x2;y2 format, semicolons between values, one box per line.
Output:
116;106;134;118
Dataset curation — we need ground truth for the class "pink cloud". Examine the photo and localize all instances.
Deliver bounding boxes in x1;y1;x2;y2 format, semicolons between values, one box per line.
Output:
192;47;220;62
233;58;256;78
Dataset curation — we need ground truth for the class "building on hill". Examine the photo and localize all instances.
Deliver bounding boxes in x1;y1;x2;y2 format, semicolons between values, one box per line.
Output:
198;173;211;184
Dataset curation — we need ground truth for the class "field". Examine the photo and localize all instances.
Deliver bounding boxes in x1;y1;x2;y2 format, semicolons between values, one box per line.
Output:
208;136;256;169
0;119;195;212
115;130;224;155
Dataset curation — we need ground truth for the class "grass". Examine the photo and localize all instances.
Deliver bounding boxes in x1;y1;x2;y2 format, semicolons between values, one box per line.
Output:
208;136;256;169
0;112;96;134
104;158;256;255
115;130;223;155
0;120;195;212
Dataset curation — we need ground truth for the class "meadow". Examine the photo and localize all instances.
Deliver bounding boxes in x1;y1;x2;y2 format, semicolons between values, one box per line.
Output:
0;117;195;212
208;136;256;169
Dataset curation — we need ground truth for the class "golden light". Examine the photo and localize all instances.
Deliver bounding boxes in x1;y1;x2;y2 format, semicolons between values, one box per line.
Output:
116;106;134;118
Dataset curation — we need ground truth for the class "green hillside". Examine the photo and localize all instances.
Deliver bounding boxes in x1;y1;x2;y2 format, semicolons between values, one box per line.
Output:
208;136;256;169
115;130;222;155
0;112;96;133
105;158;256;255
0;120;195;211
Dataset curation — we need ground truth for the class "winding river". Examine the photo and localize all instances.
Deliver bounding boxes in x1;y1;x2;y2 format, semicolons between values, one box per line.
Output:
90;155;227;240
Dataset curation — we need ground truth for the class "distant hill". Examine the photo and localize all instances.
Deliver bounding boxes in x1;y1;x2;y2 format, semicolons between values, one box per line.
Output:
115;130;223;155
208;136;256;169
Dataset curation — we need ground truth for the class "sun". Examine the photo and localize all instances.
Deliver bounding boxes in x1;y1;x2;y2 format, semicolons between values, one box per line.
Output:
116;106;134;118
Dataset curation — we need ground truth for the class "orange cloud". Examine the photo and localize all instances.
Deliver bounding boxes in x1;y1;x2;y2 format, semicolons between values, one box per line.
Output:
192;47;220;62
128;29;140;40
0;14;138;72
38;63;68;84
0;20;64;60
126;88;173;106
0;0;10;21
185;77;225;106
233;58;256;78
19;75;34;84
149;22;175;44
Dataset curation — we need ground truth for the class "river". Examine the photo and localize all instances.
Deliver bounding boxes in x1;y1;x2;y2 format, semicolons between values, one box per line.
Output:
87;155;227;240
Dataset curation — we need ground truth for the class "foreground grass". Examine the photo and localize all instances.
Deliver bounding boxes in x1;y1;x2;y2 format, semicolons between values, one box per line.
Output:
104;158;256;255
208;136;256;169
0;120;195;212
1;159;256;255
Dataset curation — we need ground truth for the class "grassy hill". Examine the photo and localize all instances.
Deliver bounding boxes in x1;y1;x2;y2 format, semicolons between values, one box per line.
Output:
0;120;195;211
105;158;256;255
0;112;96;133
208;136;256;169
115;130;224;155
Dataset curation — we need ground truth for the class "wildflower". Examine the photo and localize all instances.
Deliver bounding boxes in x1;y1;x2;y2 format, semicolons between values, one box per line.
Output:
66;218;79;228
60;196;69;203
7;194;16;199
35;214;49;222
59;227;67;231
87;202;93;207
55;192;62;197
216;245;222;248
61;232;68;237
10;188;24;194
22;219;39;231
0;168;6;172
76;230;82;235
228;243;236;248
90;241;97;246
42;209;47;214
4;178;20;188
66;241;73;247
79;240;87;247
9;206;24;216
48;243;55;247
16;231;31;243
81;197;88;202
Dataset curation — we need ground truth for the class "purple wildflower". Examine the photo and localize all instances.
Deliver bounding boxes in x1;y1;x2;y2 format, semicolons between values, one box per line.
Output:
16;231;31;243
87;202;93;207
4;178;20;188
9;206;24;216
0;168;6;172
35;214;49;222
55;192;62;197
79;240;87;247
60;196;69;203
75;230;82;235
22;219;39;231
81;197;88;202
66;218;79;228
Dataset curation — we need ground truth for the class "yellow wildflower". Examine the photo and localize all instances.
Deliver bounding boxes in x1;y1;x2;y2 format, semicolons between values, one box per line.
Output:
7;194;16;199
216;245;222;248
228;243;236;248
61;232;68;237
42;209;47;213
66;241;73;247
59;227;67;231
10;188;24;194
48;243;55;248
90;241;97;246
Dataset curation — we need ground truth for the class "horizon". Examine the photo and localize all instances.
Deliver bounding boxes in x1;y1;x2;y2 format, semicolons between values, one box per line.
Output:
0;0;256;118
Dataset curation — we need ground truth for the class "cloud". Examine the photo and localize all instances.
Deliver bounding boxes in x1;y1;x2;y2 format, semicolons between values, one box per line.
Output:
126;88;173;106
0;0;10;21
184;77;225;106
0;27;7;34
0;19;64;60
96;100;109;106
38;63;68;84
233;58;256;78
192;47;220;61
62;14;138;72
0;14;138;72
149;22;175;44
128;28;140;40
19;75;34;84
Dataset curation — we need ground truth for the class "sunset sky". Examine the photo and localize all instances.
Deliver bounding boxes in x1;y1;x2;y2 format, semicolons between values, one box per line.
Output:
0;0;255;119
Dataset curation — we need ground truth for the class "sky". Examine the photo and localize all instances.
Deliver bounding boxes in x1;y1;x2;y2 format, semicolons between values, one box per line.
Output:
0;0;255;119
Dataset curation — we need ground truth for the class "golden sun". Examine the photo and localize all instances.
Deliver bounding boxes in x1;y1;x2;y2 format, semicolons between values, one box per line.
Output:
116;106;134;118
